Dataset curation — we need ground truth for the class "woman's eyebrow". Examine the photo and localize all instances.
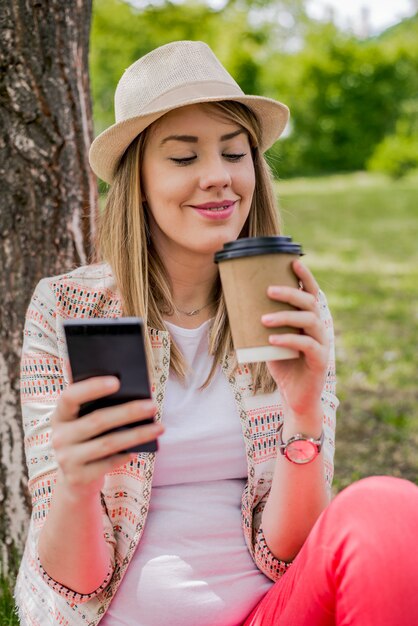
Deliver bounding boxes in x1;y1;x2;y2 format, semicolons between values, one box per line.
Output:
159;129;244;146
220;129;244;141
160;135;197;146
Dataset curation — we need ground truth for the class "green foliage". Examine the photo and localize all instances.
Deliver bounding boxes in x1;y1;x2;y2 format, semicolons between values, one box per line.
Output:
224;0;304;8
265;20;418;177
367;99;418;179
90;1;418;177
367;134;418;179
90;0;295;133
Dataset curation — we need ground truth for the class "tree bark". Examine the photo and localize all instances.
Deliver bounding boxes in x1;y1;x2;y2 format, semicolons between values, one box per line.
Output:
0;0;96;576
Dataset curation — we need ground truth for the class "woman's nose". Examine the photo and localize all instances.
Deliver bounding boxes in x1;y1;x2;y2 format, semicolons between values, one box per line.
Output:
199;157;232;190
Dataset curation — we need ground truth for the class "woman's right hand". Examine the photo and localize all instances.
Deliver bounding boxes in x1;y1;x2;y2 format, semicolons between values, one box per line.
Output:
51;376;163;499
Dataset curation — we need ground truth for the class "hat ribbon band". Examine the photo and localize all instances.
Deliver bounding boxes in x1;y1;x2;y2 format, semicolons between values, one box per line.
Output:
118;80;245;121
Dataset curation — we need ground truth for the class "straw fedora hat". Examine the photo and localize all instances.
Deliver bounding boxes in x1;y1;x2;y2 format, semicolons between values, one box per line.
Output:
89;40;289;184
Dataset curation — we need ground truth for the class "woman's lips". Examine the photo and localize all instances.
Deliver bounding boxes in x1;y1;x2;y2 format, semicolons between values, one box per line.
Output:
191;200;237;220
193;200;236;210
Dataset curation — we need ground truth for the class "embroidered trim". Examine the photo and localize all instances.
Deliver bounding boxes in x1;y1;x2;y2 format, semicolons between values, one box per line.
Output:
37;557;114;602
254;526;293;578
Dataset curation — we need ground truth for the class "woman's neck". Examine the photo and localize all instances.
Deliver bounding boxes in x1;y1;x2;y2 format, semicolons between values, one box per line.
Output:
163;272;217;329
149;232;220;328
157;248;218;307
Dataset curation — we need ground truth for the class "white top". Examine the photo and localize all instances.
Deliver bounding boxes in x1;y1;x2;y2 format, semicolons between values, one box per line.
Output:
101;319;273;626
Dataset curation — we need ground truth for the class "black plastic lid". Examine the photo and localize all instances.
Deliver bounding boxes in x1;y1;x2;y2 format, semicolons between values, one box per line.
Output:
214;236;303;263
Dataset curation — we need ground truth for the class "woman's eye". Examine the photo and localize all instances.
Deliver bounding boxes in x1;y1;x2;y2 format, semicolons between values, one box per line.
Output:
224;153;246;162
170;156;196;166
169;153;246;165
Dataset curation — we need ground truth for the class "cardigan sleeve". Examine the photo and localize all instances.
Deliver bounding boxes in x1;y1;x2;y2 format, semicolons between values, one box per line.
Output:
20;278;116;603
248;289;338;581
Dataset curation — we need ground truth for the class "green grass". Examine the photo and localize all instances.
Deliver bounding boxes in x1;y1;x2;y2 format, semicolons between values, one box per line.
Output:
277;171;418;491
0;573;18;626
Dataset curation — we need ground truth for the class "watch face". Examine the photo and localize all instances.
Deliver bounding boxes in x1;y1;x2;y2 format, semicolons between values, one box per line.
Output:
285;439;317;464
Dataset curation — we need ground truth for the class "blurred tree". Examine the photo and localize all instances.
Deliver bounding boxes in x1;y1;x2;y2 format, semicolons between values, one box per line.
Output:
90;1;418;180
90;0;221;134
90;0;307;135
367;99;418;178
224;0;302;7
367;133;418;179
266;19;418;177
0;0;95;576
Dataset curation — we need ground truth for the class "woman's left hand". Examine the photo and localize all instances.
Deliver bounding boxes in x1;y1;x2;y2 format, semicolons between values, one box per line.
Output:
261;260;329;419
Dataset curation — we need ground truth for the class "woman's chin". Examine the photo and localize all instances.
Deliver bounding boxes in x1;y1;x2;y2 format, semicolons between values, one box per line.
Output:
201;230;241;254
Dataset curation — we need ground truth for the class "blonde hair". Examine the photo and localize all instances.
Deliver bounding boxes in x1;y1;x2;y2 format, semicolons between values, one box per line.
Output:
97;102;281;394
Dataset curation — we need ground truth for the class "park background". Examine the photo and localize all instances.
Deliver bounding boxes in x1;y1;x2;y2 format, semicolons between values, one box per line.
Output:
90;0;418;494
1;0;417;621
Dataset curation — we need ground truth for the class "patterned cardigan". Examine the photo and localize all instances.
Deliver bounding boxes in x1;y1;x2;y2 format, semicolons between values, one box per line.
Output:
14;263;337;626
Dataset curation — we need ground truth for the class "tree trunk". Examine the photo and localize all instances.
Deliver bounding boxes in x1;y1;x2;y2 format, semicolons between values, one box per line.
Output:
0;0;96;576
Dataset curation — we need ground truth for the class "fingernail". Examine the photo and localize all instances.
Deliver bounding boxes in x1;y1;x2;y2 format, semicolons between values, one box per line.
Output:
105;377;119;387
267;286;281;295
262;314;275;322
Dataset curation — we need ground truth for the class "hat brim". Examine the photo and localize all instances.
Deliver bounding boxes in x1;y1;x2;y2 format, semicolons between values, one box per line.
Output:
89;95;289;184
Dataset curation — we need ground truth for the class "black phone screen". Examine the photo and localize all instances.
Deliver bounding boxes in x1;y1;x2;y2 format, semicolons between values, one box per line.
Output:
63;317;157;453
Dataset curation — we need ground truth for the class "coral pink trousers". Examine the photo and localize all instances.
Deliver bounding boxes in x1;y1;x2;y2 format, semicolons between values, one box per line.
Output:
243;476;418;626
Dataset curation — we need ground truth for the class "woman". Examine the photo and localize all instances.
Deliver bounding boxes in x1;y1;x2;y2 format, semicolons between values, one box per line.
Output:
15;41;418;626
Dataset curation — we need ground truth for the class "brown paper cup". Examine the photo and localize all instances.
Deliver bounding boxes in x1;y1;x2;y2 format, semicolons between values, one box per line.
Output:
215;237;302;363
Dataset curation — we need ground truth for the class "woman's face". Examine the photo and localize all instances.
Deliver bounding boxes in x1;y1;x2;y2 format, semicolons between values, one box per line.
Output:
141;104;255;260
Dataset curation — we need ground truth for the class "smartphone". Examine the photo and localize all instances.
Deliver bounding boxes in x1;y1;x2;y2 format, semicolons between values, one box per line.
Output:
63;317;157;453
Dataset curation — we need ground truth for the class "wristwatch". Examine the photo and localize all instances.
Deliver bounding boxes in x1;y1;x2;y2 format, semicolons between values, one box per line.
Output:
278;422;324;465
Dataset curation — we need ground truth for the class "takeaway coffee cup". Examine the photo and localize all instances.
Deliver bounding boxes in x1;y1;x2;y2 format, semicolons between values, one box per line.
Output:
214;236;303;363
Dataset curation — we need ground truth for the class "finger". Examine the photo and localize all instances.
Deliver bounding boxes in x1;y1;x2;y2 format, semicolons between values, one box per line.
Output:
64;358;73;383
292;260;320;297
63;421;164;466
54;376;120;423
262;311;325;344
266;285;318;312
268;333;328;367
62;452;135;490
88;452;135;478
56;399;158;447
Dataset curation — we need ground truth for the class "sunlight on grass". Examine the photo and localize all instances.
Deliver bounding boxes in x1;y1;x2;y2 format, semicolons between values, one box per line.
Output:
301;254;412;275
277;170;418;194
